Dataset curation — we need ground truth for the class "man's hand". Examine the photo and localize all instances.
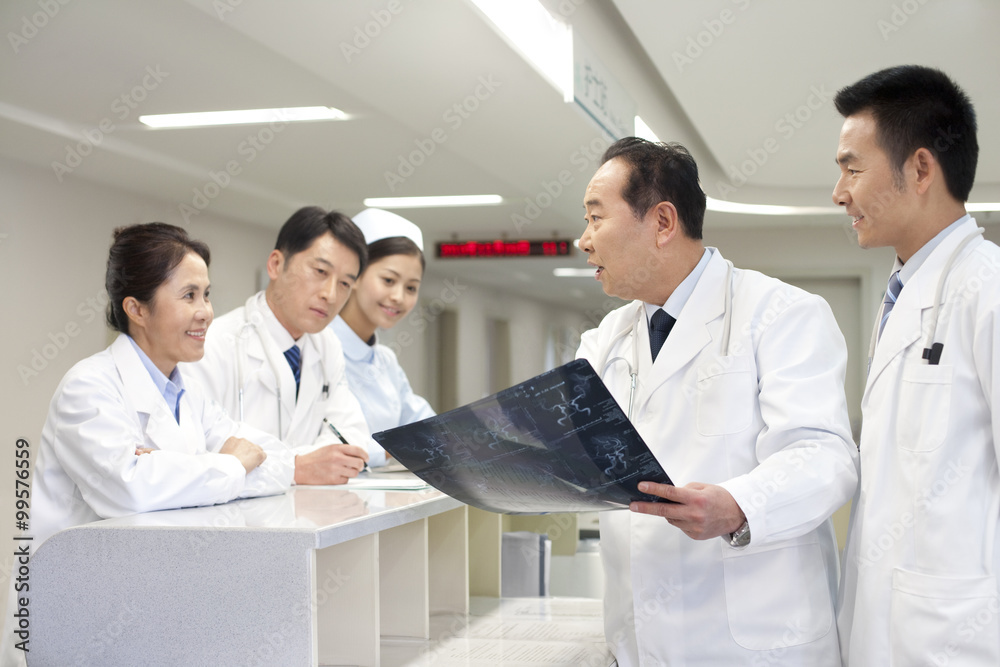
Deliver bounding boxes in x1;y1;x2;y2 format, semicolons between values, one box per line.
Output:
294;444;369;485
630;481;746;541
220;437;267;474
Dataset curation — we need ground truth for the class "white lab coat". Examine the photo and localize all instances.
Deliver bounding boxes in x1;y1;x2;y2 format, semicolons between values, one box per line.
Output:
838;218;1000;666
31;333;294;549
577;249;858;667
183;292;382;465
330;315;435;438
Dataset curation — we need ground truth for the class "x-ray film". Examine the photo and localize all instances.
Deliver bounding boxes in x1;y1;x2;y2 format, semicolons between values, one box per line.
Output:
372;359;673;514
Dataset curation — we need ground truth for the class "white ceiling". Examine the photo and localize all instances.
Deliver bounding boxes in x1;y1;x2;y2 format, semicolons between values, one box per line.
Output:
2;0;997;307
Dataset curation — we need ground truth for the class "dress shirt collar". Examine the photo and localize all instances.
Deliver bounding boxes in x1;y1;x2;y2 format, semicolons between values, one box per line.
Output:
896;214;970;283
126;334;185;422
644;247;713;325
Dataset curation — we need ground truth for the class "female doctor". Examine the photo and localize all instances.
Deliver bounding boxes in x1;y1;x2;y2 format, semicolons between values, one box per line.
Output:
31;223;294;549
330;209;435;443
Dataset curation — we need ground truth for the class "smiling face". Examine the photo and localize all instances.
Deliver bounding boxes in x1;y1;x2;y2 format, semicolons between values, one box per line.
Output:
579;158;656;301
266;232;360;339
350;253;423;333
129;251;214;376
833;112;916;256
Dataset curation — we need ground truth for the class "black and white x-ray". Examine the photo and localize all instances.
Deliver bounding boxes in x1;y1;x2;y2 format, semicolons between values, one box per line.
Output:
372;359;673;514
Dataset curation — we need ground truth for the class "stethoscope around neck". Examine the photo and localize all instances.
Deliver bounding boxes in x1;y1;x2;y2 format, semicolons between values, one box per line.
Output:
596;260;736;421
235;304;330;435
867;227;983;369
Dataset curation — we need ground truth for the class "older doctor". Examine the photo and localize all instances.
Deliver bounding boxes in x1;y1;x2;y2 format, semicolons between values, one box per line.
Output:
330;208;434;446
834;66;1000;665
184;206;377;482
576;138;858;666
31;223;294;549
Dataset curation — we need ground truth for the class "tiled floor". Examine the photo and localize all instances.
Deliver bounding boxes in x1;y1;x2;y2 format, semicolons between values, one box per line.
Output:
377;597;614;667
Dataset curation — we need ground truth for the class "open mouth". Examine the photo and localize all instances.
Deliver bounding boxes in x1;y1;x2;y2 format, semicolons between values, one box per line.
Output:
379;304;401;317
186;330;206;340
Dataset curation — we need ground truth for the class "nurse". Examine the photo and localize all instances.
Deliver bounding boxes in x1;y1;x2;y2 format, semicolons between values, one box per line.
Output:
31;223;294;550
331;208;434;446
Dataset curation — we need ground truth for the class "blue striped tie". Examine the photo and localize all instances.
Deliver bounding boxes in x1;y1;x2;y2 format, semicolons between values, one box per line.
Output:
284;345;301;399
649;309;676;362
879;271;904;338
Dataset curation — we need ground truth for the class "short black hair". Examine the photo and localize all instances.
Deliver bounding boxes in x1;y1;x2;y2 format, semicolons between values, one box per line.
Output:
601;137;706;239
106;223;211;335
367;237;425;272
274;206;368;274
834;65;978;201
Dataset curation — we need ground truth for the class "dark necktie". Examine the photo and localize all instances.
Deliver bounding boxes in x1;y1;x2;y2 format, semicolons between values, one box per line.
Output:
649;309;676;362
878;271;904;339
284;345;301;399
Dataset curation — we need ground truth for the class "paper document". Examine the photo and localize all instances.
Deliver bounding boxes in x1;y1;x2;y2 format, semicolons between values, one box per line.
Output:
345;471;431;491
372;359;672;513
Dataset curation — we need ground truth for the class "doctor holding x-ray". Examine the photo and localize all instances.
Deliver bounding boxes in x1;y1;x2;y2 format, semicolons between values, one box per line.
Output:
575;137;858;666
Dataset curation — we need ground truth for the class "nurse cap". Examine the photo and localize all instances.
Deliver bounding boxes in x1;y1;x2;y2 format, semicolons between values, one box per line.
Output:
352;208;424;251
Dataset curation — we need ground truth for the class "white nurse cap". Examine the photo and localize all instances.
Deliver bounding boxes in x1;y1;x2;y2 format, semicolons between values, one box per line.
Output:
352;208;424;251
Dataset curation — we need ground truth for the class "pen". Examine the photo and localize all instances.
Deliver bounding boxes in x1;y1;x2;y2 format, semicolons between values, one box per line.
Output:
323;418;369;472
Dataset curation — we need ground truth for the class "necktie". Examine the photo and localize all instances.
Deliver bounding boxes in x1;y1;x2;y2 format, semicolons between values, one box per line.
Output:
649;309;676;362
878;271;904;339
284;345;301;399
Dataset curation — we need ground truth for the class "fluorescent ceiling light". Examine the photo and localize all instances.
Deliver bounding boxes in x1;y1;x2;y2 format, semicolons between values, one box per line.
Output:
968;202;1000;212
707;197;842;216
468;0;572;100
139;106;348;129
634;115;660;142
363;195;503;208
553;268;595;278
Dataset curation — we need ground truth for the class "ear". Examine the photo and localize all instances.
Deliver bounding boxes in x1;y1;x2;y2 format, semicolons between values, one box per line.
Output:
266;249;285;282
122;296;148;332
911;147;937;196
651;201;680;248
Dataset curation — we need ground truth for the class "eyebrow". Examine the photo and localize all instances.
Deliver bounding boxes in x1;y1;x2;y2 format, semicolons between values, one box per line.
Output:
178;283;205;293
836;152;856;166
584;198;601;209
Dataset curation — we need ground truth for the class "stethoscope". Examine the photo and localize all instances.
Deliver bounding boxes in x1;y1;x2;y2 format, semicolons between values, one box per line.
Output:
235;302;330;436
867;227;983;369
597;260;736;420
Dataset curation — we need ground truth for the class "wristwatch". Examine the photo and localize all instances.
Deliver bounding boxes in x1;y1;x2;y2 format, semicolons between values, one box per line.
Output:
728;520;751;548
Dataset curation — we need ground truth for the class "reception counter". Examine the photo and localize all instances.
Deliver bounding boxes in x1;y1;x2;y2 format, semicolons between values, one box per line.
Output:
29;483;614;666
30;485;467;666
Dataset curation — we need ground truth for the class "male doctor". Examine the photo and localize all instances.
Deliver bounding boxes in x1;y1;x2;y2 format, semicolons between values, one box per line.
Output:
185;206;376;484
576;137;858;666
834;66;1000;665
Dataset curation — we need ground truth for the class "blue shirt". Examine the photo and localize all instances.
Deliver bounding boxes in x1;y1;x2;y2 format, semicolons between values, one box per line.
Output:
126;335;185;424
894;214;971;284
330;316;435;437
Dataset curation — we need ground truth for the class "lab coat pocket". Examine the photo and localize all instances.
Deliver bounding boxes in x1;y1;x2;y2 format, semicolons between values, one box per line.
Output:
897;363;953;452
722;538;832;650
696;355;755;436
890;568;999;666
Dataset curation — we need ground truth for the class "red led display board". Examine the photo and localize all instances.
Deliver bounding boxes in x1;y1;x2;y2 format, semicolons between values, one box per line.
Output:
436;239;573;258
